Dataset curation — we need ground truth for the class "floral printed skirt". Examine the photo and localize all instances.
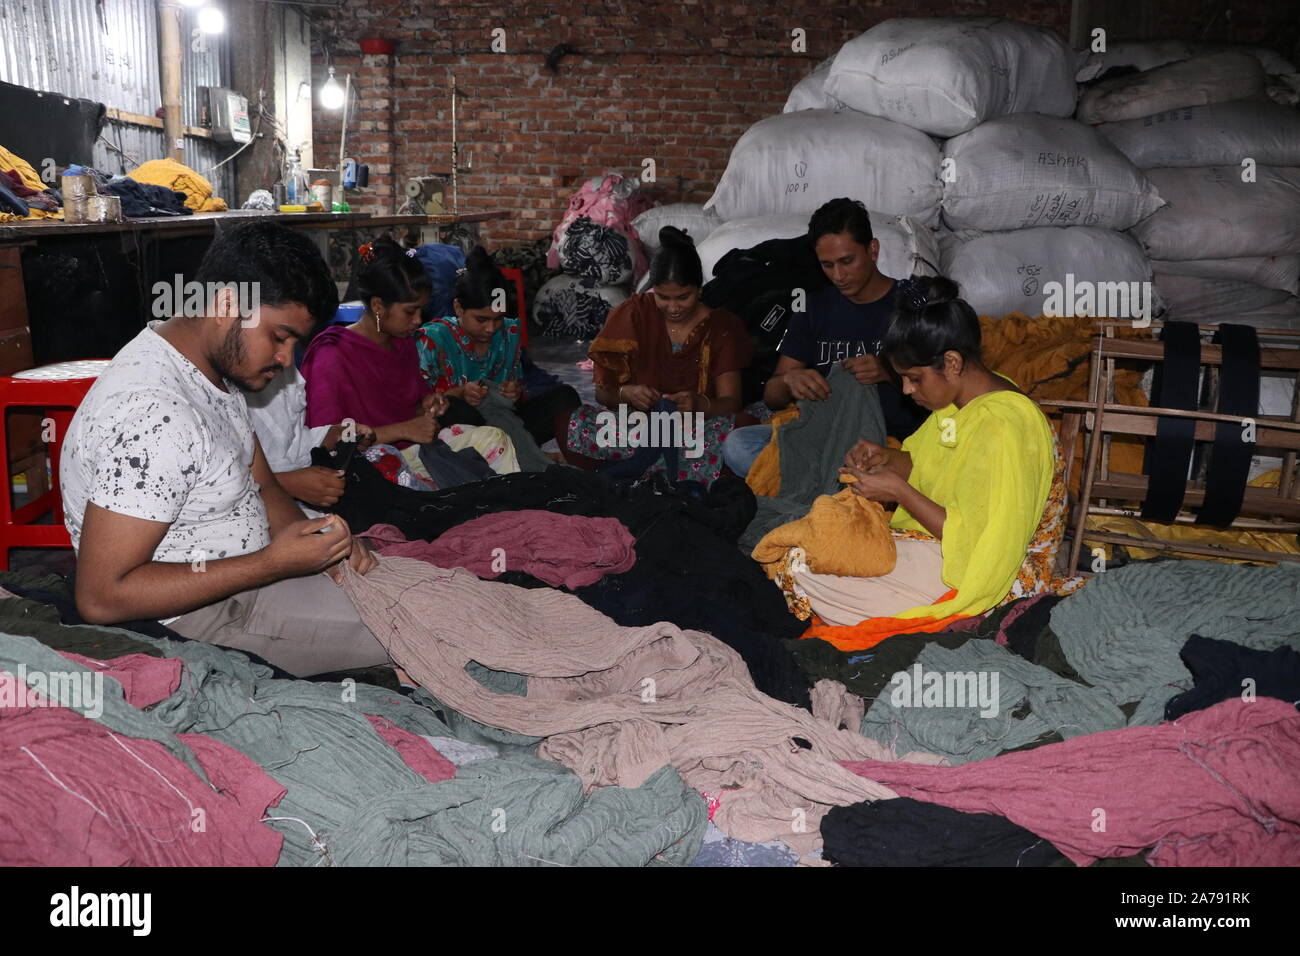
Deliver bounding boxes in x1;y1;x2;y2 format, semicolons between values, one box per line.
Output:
565;401;770;486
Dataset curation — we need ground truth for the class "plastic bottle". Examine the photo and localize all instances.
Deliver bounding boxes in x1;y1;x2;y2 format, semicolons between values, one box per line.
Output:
284;150;309;206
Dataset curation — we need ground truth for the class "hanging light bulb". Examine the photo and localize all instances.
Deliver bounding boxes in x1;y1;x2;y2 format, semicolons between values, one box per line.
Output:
320;67;346;110
198;6;225;34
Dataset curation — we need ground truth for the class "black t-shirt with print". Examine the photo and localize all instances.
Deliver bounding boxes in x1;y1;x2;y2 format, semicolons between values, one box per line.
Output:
777;282;926;439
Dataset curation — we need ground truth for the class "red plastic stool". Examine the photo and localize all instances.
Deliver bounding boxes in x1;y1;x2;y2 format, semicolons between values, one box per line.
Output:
0;359;110;570
499;267;528;348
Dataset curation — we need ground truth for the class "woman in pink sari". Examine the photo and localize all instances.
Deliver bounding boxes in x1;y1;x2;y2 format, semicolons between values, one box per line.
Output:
301;239;444;447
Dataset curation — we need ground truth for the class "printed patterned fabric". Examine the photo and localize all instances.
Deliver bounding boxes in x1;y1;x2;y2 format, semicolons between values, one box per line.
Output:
558;216;635;286
438;424;519;475
565;400;771;487
1003;437;1083;603
538;283;619;339
415;315;524;391
364;444;435;491
60;326;270;564
546;172;654;280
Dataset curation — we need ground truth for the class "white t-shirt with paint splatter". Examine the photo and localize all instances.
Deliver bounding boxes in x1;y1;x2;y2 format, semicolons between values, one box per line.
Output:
61;325;271;564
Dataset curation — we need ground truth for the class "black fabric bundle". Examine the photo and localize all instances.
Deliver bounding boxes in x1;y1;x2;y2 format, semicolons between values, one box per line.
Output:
822;797;1067;867
1165;634;1300;720
104;176;192;217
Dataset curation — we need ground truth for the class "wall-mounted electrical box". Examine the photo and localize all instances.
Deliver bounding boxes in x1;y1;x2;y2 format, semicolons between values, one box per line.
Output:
201;87;252;144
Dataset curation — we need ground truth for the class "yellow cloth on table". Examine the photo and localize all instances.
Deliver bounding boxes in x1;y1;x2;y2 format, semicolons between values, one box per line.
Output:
752;487;896;579
744;404;799;496
129;158;228;212
0;145;62;220
888;389;1056;623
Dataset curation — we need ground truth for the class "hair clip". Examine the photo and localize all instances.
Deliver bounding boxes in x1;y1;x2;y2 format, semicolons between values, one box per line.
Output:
406;248;419;258
896;277;929;311
454;267;467;276
358;242;376;262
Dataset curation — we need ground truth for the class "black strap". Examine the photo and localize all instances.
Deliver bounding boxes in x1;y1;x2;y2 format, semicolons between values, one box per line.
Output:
1141;322;1200;523
1198;324;1260;527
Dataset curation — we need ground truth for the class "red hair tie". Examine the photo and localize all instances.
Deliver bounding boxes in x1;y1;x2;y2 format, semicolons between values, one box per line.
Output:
358;242;376;262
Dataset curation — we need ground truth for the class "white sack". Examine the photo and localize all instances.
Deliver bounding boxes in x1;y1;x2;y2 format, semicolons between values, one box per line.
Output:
1076;51;1265;124
703;110;942;225
632;204;723;255
1151;256;1300;296
940;226;1157;319
1076;41;1296;83
825;17;1076;137
941;113;1165;231
783;58;844;112
1152;273;1294;319
1096;100;1300;169
1130;166;1300;260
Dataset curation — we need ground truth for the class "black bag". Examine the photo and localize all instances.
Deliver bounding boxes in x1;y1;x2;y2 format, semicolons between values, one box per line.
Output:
701;235;830;405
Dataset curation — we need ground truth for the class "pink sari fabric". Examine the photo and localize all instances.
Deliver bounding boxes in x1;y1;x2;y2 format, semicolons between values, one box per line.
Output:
301;326;429;446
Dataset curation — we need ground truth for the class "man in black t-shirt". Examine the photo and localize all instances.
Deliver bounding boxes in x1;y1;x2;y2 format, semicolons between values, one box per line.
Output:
721;198;926;477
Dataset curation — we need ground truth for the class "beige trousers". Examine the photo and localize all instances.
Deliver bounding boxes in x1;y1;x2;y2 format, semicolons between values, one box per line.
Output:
169;573;391;677
792;536;949;626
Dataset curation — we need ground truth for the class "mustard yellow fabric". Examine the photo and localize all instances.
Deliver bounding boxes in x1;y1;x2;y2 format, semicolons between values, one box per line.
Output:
744;404;800;497
890;389;1055;622
752;487;896;579
1084;469;1300;564
0;145;62;220
129;158;228;212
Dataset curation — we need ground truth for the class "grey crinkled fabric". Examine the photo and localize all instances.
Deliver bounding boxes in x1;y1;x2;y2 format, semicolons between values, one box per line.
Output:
478;388;554;472
740;365;887;550
372;757;705;867
1051;562;1300;719
3;621;707;867
860;638;1127;764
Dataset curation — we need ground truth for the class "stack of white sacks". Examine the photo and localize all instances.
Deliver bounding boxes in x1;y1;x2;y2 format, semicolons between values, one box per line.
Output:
1078;47;1300;329
701;16;1166;321
692;16;1300;332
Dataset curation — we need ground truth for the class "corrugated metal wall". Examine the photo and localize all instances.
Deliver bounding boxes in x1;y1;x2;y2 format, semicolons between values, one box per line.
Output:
0;0;161;114
0;0;236;200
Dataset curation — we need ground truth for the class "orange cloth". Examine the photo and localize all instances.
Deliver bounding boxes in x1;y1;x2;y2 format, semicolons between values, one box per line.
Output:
752;487;896;579
803;601;965;651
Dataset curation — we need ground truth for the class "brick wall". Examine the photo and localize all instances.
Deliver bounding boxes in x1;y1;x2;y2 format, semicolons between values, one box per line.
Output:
308;0;1293;247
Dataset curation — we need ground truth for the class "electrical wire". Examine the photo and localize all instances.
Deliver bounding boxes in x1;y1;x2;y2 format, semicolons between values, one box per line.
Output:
198;127;257;174
97;132;142;168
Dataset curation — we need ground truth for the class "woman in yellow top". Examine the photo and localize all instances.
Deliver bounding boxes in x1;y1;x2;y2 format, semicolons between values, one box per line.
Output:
796;274;1057;651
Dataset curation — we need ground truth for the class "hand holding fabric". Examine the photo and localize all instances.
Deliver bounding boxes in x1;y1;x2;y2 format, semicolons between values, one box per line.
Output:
841;354;888;386
278;465;346;508
839;462;904;502
785;368;831;402
619;384;662;411
270;515;353;578
461;381;489;406
845;438;890;473
665;390;701;414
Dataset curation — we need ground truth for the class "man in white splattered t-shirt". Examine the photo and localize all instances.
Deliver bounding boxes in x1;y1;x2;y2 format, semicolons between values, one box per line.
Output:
61;220;391;677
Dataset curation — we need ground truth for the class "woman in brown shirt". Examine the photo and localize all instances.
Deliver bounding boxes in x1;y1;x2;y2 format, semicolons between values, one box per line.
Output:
561;226;757;484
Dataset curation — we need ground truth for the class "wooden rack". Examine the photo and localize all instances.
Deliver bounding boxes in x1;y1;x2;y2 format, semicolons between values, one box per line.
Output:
1042;320;1300;569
